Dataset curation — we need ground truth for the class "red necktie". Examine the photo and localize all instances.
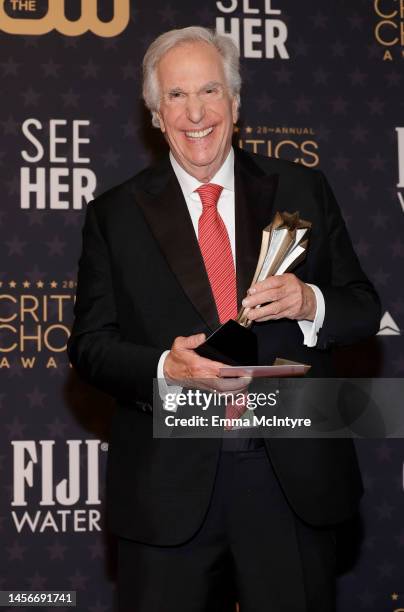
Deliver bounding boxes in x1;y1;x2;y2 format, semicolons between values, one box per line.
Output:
196;183;237;324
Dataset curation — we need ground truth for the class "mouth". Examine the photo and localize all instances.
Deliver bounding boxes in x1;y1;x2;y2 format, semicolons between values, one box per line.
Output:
184;126;214;140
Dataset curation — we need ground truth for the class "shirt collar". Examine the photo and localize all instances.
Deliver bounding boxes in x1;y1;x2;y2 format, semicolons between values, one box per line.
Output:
169;147;234;198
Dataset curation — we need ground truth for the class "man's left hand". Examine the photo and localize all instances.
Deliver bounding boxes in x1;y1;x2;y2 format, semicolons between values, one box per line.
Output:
242;273;316;322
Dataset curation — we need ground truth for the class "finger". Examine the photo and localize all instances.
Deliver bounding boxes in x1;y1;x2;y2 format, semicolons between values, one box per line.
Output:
248;275;287;295
174;333;206;350
247;297;292;321
242;287;286;308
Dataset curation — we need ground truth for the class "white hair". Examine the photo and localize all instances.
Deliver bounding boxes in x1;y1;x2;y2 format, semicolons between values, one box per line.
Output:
142;26;241;128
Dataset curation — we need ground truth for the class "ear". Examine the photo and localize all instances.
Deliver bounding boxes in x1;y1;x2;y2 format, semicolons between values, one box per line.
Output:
231;96;239;124
156;111;165;133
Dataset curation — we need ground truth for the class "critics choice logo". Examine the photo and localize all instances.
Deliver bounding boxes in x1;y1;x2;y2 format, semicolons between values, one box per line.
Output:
235;125;319;167
0;279;75;370
0;0;130;37
373;0;404;61
216;0;289;59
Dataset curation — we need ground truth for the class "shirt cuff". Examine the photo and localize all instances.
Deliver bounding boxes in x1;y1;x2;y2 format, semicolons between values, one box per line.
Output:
297;284;325;347
157;350;183;411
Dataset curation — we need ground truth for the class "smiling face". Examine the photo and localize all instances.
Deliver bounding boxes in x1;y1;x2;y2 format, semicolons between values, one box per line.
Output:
156;41;238;182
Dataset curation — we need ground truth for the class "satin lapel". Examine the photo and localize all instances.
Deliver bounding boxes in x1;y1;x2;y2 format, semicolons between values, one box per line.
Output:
234;150;280;309
134;162;220;330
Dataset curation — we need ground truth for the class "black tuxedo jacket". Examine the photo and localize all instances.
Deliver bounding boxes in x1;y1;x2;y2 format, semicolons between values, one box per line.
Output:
68;147;381;545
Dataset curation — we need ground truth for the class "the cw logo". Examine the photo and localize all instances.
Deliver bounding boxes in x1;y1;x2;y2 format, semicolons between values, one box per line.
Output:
0;0;130;37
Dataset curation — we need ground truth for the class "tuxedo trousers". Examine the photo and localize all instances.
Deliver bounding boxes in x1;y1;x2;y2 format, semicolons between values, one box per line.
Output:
117;445;336;612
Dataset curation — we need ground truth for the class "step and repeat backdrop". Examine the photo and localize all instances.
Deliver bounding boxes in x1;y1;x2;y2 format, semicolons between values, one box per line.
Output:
1;0;404;610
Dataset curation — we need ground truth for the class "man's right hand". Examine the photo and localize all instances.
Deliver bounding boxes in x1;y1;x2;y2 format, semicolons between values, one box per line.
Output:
163;333;251;393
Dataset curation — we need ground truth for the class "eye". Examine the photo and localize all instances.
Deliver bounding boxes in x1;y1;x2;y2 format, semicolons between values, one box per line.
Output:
205;87;218;95
168;91;185;99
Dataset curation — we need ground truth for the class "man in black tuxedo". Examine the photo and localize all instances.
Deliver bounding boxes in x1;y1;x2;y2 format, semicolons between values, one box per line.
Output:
68;26;381;612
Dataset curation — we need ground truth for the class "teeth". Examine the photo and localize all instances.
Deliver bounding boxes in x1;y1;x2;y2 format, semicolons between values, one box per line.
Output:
185;127;213;138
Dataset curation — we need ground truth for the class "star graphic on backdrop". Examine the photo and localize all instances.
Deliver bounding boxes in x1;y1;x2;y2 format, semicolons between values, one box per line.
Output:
82;58;100;79
331;96;349;114
41;59;61;78
102;90;120;109
350;124;368;143
23;35;40;47
6;176;19;196
47;540;68;561
385;70;402;86
26;211;46;226
349;68;367;86
121;62;138;80
69;570;89;590
63;36;79;48
352;180;369;200
88;602;109;612
390;240;404;258
122;119;137;138
159;5;178;25
27;572;48;590
377;561;394;577
357;589;375;606
392;298;404;314
332;153;351;171
313;67;329;85
392;354;404;374
349;13;364;29
392;593;399;601
310;11;328;28
315;125;331;142
369;154;386;171
26;387;47;408
395;529;404;547
2;115;18;135
61;89;80;108
257;95;275;113
367;43;380;59
274;66;292;84
370;211;389;228
6;417;27;439
102;149;120;167
197;6;216;21
373;268;391;286
354;238;370;258
22;87;41;106
61;211;83;227
46;236;66;256
293;38;310;57
1;57;20;76
364;535;377;551
7;540;27;561
26;265;46;283
103;37;120;50
331;41;347;57
367;97;384;115
294;95;312;114
47;418;68;438
88;539;105;560
376;442;393;462
6;236;26;256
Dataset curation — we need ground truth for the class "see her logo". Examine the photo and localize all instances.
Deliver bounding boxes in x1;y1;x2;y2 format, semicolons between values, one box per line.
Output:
0;0;130;37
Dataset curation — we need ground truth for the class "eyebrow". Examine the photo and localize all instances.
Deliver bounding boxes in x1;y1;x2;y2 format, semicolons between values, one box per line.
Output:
165;81;224;94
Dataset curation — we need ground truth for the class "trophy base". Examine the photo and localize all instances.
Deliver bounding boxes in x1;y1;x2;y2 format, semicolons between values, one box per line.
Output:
195;319;258;366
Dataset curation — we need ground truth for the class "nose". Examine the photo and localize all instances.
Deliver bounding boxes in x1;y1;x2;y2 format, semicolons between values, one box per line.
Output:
186;93;205;124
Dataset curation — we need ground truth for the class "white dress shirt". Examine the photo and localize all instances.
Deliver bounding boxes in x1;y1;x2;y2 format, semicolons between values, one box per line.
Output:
157;148;325;400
